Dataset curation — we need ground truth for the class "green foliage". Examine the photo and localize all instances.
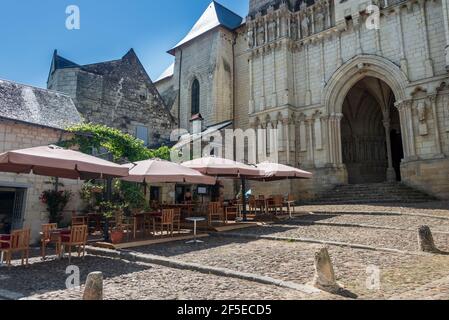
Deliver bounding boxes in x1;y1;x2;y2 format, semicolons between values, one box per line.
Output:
40;190;73;225
61;123;171;162
114;180;147;211
98;201;122;219
79;181;104;211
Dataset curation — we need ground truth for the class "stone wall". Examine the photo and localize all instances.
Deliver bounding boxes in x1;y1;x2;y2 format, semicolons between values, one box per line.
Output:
172;28;235;131
230;0;449;199
48;50;175;148
0;119;83;243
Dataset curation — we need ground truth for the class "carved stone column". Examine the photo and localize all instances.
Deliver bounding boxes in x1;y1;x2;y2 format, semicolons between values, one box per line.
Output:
306;117;315;165
327;113;343;165
394;6;408;76
248;56;255;114
304;41;312;105
352;14;363;55
257;123;267;162
429;95;443;157
383;118;396;182
418;0;434;77
260;52;266;112
395;101;417;161
443;0;449;70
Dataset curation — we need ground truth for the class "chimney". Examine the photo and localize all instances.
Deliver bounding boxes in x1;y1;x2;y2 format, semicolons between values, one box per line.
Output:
190;113;204;135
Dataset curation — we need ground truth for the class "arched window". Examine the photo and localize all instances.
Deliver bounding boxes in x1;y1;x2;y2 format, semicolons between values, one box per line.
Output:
191;79;200;115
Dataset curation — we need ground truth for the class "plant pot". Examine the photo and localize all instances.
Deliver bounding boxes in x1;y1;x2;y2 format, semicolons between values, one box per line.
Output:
110;230;124;244
91;187;103;194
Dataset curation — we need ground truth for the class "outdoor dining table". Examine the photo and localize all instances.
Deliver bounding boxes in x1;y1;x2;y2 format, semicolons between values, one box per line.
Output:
39;228;71;259
133;212;161;236
185;217;205;244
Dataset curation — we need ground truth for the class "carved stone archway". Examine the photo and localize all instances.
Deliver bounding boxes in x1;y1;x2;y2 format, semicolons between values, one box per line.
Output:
323;55;409;174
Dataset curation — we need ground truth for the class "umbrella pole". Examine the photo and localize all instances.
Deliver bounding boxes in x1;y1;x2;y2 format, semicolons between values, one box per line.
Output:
103;177;113;243
241;178;248;222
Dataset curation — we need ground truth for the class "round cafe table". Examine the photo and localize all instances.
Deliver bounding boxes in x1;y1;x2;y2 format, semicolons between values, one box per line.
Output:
185;217;205;244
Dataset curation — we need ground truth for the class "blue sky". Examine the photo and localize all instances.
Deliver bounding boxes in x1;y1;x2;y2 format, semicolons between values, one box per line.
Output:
0;0;248;88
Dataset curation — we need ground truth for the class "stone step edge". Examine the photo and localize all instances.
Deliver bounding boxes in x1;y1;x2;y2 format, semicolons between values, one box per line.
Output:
309;211;449;220
85;246;321;295
274;220;449;235
211;232;429;256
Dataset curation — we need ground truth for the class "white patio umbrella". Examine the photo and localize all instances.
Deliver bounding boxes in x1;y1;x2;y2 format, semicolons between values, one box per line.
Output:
182;156;263;221
121;159;216;185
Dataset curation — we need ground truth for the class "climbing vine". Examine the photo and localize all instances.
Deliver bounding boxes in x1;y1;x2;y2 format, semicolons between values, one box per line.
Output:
61;123;171;162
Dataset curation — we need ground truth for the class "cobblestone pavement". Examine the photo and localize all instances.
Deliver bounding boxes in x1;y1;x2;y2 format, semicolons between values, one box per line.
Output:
0;250;329;300
291;212;449;233
132;237;449;300
232;223;449;252
298;202;449;217
2;202;449;300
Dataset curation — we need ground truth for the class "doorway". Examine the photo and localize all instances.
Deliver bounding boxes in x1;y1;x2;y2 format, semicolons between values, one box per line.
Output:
341;77;404;184
0;187;26;233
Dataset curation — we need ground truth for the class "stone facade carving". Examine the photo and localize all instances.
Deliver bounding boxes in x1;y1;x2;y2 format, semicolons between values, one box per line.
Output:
417;100;428;136
315;9;325;33
268;19;277;42
291;18;298;40
301;14;310;38
247;26;255;48
257;23;266;46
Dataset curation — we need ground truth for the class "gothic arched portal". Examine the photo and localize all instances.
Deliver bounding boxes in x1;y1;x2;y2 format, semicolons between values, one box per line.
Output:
341;77;404;184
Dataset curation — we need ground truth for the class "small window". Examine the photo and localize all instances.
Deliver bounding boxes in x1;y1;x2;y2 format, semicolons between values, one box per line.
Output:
136;126;149;146
191;79;200;115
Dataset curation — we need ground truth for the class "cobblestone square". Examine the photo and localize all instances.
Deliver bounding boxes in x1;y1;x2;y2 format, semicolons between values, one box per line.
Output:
1;203;449;300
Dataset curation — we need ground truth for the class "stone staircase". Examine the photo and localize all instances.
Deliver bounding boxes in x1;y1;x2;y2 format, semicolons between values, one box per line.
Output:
303;183;438;205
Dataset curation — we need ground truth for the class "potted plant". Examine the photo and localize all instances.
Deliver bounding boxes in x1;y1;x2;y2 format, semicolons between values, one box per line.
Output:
99;201;123;244
40;189;73;225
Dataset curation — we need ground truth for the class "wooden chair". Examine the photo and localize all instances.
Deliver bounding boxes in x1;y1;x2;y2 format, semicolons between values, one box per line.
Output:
267;195;284;215
153;209;174;236
72;215;89;226
41;223;59;260
208;202;224;226
225;206;238;223
285;194;296;217
0;229;31;268
173;208;182;233
248;196;257;215
60;225;88;263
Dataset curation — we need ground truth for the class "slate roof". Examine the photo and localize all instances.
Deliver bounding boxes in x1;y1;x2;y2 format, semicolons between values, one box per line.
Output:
168;1;243;55
173;120;233;150
0;78;82;130
154;62;175;83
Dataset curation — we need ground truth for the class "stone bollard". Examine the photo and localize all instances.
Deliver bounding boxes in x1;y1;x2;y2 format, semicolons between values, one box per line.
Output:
418;225;438;253
312;247;341;293
83;272;103;300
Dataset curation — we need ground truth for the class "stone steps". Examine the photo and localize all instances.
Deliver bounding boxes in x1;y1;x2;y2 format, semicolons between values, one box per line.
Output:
303;183;438;205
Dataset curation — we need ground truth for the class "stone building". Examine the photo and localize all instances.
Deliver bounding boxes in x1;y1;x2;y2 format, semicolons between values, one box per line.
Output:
156;0;449;200
0;79;83;242
48;49;176;148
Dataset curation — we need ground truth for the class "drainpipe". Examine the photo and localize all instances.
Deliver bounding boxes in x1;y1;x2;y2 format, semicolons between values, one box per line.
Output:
54;130;65;192
177;50;183;130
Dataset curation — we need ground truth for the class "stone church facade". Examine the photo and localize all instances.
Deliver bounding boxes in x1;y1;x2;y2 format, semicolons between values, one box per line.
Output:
156;0;449;200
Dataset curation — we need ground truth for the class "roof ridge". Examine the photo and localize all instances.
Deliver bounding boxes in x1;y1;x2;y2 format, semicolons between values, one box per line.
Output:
0;78;74;99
